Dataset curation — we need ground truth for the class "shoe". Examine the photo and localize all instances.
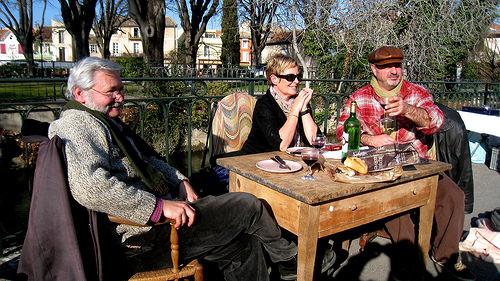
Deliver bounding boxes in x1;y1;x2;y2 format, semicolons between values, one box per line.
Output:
321;247;336;274
277;248;336;281
431;255;476;281
278;256;297;281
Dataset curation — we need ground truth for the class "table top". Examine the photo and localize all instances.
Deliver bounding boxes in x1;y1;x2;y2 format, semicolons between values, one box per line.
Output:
217;151;451;205
458;110;500;137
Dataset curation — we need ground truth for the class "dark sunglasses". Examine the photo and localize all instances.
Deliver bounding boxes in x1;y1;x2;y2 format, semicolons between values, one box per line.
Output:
376;63;402;69
275;73;303;82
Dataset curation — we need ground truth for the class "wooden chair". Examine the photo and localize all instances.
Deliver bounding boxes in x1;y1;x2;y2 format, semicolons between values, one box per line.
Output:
18;124;203;281
211;93;257;156
108;216;203;281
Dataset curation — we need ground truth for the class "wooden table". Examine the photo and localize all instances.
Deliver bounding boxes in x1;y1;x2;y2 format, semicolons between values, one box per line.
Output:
217;151;451;281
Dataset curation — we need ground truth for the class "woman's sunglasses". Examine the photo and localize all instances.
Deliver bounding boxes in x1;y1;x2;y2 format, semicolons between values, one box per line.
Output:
275;73;303;82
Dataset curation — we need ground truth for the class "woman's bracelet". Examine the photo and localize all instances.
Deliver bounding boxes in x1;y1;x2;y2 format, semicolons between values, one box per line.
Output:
289;113;299;118
299;108;311;116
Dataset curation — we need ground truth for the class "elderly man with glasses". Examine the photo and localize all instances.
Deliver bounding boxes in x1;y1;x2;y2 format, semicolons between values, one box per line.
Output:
47;56;300;281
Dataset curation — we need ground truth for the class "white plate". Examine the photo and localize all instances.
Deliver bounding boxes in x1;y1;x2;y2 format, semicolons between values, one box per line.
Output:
256;159;302;173
286;147;306;156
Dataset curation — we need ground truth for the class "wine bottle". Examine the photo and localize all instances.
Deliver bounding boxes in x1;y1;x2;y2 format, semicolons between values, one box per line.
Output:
342;101;361;160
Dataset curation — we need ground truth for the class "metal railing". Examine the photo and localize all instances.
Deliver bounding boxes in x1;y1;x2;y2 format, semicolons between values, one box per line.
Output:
1;77;499;176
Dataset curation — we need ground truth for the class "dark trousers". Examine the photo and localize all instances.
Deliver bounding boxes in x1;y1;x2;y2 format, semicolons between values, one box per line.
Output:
126;192;297;281
385;173;465;261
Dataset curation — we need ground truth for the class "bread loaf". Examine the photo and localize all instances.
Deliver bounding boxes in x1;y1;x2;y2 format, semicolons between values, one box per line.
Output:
336;165;356;176
344;157;368;174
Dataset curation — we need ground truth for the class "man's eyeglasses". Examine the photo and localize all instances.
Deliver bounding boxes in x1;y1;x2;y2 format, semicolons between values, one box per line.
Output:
275;73;303;82
90;88;127;98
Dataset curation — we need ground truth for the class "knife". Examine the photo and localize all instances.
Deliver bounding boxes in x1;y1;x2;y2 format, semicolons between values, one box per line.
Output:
271;157;283;167
270;157;288;170
275;155;291;170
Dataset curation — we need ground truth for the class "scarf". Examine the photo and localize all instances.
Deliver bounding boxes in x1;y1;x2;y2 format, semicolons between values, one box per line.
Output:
270;87;300;147
370;76;403;98
63;100;170;196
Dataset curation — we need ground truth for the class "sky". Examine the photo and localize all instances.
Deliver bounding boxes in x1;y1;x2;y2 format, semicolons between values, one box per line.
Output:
30;0;221;30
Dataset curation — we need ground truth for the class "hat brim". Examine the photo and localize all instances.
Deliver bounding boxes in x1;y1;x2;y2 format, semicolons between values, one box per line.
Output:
373;58;403;66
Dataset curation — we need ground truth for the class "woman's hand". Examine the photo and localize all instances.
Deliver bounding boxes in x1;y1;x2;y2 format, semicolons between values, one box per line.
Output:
292;88;314;113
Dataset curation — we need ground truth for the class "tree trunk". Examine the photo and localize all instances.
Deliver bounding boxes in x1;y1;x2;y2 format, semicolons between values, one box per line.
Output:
19;35;35;77
175;0;219;66
58;0;97;61
71;28;91;60
128;0;165;66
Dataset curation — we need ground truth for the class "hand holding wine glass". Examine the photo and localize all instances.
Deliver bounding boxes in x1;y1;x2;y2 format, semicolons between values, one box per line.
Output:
301;147;319;180
380;97;396;135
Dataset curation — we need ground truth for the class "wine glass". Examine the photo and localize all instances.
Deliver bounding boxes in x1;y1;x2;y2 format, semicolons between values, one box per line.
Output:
301;147;319;180
312;134;326;151
380;97;396;135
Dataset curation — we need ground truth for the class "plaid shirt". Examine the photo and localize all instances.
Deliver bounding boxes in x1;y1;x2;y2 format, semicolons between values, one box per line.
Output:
336;80;444;158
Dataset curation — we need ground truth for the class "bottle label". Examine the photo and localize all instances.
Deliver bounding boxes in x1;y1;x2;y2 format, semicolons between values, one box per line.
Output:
342;132;349;155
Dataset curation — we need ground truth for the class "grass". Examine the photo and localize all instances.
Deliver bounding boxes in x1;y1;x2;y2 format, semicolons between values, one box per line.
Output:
0;82;65;100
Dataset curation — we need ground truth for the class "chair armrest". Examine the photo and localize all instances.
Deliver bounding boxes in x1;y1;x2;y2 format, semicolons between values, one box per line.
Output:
107;215;174;226
107;215;182;272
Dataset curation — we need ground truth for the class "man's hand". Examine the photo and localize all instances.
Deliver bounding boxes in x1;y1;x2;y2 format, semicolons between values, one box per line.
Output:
162;199;196;229
361;134;396;147
178;180;198;202
384;97;431;127
384;97;407;117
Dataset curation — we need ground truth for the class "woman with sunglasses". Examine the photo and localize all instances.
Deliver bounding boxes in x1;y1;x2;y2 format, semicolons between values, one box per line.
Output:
240;54;321;154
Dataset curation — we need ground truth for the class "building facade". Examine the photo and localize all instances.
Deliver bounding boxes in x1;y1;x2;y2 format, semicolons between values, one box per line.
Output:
0;28;25;61
197;29;222;71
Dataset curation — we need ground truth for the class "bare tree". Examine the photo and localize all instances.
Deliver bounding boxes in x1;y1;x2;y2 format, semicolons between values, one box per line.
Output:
92;0;127;59
59;0;98;61
466;34;500;82
239;0;279;67
297;0;499;81
170;0;219;65
128;0;165;65
0;0;36;76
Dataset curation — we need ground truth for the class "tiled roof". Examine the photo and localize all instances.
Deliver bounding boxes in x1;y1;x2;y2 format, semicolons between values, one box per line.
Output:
488;23;500;38
165;16;177;27
489;23;500;33
266;30;303;45
0;28;12;41
121;16;177;27
34;26;53;41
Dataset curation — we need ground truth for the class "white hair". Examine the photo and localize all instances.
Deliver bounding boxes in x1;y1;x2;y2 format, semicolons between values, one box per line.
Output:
65;57;122;100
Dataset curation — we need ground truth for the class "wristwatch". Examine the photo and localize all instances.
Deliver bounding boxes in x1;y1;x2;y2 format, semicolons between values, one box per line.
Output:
299;108;311;116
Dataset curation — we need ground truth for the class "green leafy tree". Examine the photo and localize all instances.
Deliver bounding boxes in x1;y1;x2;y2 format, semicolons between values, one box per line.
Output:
220;0;240;66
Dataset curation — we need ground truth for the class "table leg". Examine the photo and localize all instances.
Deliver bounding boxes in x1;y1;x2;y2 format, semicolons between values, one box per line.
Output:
417;174;439;265
297;203;320;281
